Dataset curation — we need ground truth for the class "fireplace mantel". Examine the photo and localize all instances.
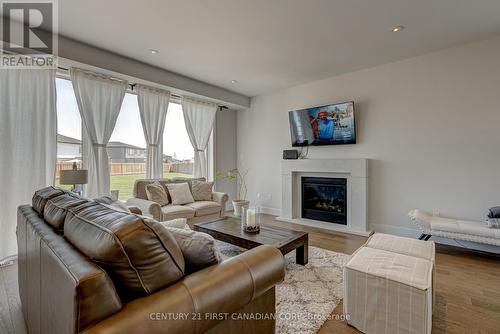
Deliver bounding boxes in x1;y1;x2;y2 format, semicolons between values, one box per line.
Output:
277;158;371;236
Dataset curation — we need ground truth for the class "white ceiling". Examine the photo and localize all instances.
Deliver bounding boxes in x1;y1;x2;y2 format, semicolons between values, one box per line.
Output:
59;0;500;97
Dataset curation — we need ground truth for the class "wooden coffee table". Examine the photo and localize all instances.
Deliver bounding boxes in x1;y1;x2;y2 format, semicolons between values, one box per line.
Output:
193;217;309;265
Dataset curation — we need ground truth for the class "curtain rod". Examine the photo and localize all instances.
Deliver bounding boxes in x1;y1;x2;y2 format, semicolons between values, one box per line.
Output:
57;66;228;110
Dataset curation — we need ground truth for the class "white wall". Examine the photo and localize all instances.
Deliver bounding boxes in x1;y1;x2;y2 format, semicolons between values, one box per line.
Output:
237;35;500;245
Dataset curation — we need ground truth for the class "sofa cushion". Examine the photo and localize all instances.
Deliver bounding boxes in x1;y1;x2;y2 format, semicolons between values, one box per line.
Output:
32;186;65;215
43;192;88;231
166;183;195;205
191;180;214;201
145;182;170;206
186;201;222;217
64;201;185;297
161;205;195;220
160;225;222;274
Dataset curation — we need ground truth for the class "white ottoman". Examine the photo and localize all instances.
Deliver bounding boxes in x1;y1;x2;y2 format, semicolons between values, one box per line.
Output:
344;234;434;334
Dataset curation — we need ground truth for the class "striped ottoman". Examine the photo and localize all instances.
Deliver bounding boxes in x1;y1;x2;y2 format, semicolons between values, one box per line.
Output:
344;233;434;334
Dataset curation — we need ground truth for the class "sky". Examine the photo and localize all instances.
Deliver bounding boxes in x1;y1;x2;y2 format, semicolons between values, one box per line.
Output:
56;78;194;160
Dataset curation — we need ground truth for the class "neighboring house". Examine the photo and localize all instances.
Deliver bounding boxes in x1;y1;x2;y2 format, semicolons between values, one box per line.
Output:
57;134;81;160
57;135;179;164
107;141;146;163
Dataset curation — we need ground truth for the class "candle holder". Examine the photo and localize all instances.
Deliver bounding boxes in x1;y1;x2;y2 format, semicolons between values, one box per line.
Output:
241;206;261;233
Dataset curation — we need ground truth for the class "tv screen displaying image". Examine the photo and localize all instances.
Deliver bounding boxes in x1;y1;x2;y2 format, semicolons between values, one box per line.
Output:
289;101;356;146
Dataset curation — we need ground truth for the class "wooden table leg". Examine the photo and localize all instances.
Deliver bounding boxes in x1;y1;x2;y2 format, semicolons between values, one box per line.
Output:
296;237;308;265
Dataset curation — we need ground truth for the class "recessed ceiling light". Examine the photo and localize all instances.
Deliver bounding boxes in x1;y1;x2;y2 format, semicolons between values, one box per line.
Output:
149;49;159;54
230;80;238;84
392;25;405;32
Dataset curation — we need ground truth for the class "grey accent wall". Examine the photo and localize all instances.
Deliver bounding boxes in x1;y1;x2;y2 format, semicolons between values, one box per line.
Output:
215;109;237;209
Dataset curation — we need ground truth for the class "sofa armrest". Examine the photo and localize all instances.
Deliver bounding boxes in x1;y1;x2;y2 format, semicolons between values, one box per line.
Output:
212;192;229;216
83;245;285;334
126;198;162;221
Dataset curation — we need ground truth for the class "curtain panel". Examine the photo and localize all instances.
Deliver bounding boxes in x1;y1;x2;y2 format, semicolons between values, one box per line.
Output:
137;85;171;179
70;68;128;198
0;69;57;260
181;97;218;178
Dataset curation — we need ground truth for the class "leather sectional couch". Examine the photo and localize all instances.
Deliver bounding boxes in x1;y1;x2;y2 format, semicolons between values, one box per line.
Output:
17;187;285;334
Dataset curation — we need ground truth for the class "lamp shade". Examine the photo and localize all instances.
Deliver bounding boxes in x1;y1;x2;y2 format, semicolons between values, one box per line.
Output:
59;169;88;185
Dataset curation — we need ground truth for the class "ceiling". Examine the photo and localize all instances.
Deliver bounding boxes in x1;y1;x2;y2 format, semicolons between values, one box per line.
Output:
58;0;500;97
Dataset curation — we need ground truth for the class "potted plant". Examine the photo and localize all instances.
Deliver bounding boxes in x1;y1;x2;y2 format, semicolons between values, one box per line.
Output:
216;168;249;217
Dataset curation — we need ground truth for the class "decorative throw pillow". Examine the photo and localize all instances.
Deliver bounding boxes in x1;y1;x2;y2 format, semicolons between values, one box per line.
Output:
162;218;191;230
487;218;500;229
166;183;195;205
146;182;169;206
191;180;214;201
160;224;222;273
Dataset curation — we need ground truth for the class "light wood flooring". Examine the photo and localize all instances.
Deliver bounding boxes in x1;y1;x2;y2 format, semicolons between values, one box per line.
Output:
1;214;499;333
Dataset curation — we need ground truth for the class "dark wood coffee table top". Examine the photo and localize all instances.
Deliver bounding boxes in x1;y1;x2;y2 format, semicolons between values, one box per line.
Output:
193;217;309;265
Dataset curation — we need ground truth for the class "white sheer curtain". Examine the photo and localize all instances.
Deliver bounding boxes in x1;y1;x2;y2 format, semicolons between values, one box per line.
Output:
70;68;128;198
181;97;217;178
137;85;171;179
0;69;57;260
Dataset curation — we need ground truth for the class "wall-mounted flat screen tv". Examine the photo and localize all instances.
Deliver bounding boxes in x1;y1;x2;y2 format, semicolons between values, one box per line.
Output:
289;101;356;146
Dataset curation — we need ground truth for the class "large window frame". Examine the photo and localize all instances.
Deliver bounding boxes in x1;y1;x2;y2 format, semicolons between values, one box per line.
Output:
55;72;215;198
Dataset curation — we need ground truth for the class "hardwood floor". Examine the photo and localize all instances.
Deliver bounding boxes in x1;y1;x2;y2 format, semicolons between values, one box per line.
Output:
259;215;500;334
1;214;499;333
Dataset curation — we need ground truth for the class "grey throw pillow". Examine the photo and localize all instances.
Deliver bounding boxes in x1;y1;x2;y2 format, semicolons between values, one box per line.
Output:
191;180;214;201
145;182;169;206
160;224;222;273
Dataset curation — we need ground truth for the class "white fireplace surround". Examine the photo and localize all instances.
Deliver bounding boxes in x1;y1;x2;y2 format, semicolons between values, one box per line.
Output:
277;158;371;236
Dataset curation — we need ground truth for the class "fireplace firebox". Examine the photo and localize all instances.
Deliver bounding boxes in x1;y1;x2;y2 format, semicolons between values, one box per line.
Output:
301;177;347;225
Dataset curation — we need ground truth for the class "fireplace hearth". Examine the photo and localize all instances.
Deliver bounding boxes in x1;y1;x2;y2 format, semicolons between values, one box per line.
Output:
301;177;347;225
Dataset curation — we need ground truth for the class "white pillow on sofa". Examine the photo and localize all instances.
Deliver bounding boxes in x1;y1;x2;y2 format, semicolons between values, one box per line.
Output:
161;218;190;230
166;183;194;205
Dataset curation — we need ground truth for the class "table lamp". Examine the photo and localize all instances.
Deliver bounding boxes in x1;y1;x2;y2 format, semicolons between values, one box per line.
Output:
59;162;88;196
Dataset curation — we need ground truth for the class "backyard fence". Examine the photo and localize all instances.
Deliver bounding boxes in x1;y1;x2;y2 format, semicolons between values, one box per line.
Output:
56;161;194;178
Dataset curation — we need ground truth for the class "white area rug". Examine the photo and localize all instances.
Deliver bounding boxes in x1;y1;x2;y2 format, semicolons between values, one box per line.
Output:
218;242;348;334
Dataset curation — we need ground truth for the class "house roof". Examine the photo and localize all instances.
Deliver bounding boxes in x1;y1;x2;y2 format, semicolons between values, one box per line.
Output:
57;134;81;144
107;141;145;150
57;135;146;151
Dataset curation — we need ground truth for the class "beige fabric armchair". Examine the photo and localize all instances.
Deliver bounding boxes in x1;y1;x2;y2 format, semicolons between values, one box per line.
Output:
126;178;228;223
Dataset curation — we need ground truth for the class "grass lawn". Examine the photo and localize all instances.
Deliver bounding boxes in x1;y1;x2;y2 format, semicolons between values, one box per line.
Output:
56;172;191;200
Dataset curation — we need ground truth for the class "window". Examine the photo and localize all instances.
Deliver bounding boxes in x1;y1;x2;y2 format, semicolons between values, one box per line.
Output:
56;76;201;200
55;78;82;190
163;102;195;178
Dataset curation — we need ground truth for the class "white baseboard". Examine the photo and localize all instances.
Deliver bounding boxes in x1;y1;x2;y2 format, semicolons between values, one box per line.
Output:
370;223;420;238
259;206;281;216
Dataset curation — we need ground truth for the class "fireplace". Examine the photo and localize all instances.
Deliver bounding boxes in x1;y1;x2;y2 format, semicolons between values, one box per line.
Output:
301;177;347;225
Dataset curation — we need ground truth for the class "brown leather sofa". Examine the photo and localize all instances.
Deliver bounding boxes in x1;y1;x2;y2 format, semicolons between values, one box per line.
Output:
17;188;285;334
